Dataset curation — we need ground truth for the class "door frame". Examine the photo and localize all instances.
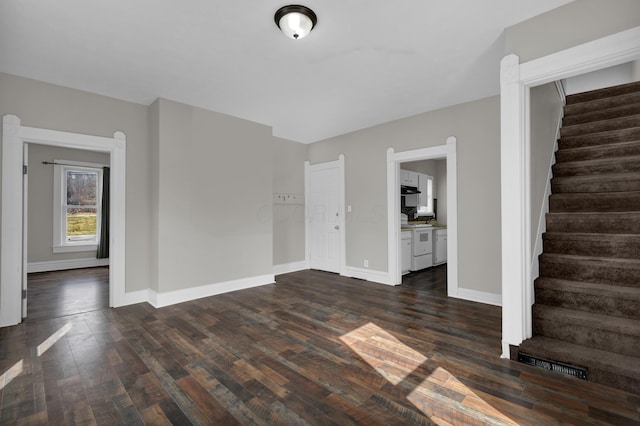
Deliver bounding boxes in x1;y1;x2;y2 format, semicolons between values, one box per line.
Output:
386;137;458;292
304;155;346;275
499;26;640;358
1;115;127;327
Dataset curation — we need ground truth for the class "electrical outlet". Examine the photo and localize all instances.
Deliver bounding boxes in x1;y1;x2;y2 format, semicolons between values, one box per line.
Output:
364;259;369;268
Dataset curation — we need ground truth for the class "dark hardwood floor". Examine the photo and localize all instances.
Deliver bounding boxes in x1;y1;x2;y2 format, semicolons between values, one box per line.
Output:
26;267;109;322
1;267;638;425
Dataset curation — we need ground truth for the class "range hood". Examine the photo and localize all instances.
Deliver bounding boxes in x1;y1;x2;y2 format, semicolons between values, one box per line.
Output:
401;185;421;195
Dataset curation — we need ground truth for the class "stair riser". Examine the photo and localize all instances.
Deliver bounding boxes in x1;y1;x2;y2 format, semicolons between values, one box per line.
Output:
549;193;640;212
539;259;640;287
588;370;640;395
561;116;640;138
543;238;640;260
564;91;640;117
555;141;640;162
551;178;640;193
535;288;640;320
563;104;640;127
559;128;640;150
552;159;640;177
546;214;640;234
533;316;640;357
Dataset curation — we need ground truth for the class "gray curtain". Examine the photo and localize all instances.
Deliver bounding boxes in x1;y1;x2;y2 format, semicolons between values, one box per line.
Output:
97;166;110;259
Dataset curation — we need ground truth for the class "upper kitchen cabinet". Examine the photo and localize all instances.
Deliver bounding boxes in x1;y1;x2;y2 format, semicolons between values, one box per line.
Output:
400;169;419;187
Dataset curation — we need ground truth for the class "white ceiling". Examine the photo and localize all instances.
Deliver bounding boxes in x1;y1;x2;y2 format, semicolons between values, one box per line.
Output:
0;0;573;143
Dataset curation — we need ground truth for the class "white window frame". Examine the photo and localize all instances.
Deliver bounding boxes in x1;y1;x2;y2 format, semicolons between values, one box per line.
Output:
417;174;434;216
53;160;105;253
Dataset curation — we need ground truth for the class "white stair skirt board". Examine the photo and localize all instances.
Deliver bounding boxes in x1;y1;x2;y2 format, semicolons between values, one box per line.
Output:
27;258;110;273
148;274;275;308
273;261;309;276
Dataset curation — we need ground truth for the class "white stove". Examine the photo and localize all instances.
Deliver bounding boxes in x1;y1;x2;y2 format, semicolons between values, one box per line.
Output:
407;225;433;271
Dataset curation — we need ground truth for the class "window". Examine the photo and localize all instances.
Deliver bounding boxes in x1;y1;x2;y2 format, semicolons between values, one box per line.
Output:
417;175;434;216
53;161;104;253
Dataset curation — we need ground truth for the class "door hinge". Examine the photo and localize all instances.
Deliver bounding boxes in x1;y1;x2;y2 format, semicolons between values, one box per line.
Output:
23;165;28;175
22;289;27;299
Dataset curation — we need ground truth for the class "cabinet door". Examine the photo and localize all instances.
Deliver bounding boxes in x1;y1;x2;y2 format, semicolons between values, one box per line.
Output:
435;232;447;263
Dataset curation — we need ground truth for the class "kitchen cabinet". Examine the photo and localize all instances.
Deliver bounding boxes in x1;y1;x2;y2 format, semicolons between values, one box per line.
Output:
433;229;447;265
417;174;432;208
401;230;412;275
400;169;418;187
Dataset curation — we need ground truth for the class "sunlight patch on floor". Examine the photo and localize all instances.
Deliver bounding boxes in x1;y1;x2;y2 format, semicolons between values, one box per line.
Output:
408;366;519;425
339;322;427;385
37;322;72;356
0;359;23;391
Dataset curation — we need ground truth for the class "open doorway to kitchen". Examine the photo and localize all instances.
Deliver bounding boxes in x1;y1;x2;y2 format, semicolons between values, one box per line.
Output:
386;137;458;296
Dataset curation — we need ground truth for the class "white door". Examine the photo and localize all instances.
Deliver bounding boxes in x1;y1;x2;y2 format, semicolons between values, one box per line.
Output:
307;160;343;273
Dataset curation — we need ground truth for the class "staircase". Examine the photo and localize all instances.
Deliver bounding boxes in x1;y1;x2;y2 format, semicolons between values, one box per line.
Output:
518;81;640;395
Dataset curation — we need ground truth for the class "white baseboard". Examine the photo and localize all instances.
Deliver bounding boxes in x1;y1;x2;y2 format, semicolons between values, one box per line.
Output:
273;260;308;275
454;288;502;307
121;289;149;306
148;274;275;308
27;258;109;273
342;266;394;286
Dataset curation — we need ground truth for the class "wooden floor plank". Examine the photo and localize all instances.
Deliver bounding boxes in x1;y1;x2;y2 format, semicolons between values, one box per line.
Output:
1;266;639;424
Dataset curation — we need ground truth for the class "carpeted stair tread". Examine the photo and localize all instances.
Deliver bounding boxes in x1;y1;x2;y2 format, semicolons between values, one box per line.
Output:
552;154;640;177
535;277;640;319
562;103;640;127
532;305;640;356
555;139;640;162
543;231;640;259
551;172;640;193
564;91;640;117
558;127;640;150
539;253;640;287
546;211;640;234
518;336;640;394
566;80;640;105
548;191;640;212
560;114;640;138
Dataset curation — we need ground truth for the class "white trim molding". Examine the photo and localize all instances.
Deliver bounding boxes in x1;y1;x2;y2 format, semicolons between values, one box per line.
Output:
27;258;109;273
148;274;275;308
1;115;127;327
456;288;502;307
387;136;458;295
343;266;394;285
499;26;640;358
273;260;309;276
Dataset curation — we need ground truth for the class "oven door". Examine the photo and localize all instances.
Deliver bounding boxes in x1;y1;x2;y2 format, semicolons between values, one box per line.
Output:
412;229;432;256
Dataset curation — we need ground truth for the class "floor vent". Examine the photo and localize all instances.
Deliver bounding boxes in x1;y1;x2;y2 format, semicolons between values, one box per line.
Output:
518;352;588;380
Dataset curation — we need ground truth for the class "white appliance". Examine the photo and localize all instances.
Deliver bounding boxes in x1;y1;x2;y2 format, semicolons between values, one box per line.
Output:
401;230;412;275
433;229;447;265
408;224;433;271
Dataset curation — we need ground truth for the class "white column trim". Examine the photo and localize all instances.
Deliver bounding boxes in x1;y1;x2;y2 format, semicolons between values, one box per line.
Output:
499;25;640;358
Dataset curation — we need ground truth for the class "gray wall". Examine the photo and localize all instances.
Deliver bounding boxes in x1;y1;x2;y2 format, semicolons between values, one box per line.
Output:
27;145;110;262
308;96;502;295
0;73;151;292
273;137;307;265
505;0;640;62
150;98;274;293
529;83;563;252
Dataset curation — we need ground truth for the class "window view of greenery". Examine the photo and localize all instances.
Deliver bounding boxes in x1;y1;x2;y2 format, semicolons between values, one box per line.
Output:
66;170;98;241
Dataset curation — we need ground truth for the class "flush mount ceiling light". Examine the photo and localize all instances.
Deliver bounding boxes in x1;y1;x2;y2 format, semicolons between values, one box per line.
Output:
274;5;317;40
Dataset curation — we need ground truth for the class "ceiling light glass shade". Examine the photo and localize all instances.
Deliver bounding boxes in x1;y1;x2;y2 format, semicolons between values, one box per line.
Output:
275;5;317;40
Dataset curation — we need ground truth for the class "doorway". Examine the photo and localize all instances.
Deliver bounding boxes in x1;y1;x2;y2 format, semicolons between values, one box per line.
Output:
24;143;111;321
305;155;346;274
1;115;126;327
386;137;458;294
